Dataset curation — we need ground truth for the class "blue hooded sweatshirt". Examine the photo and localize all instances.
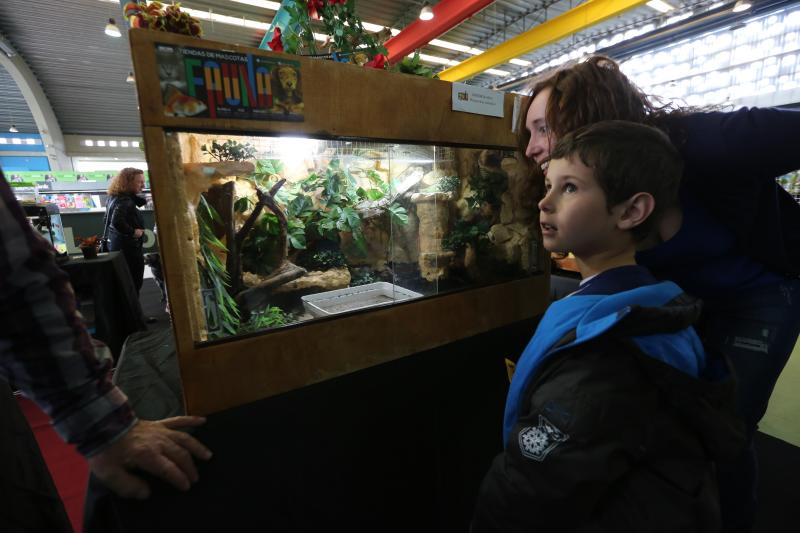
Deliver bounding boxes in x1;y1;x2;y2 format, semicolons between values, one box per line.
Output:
503;265;706;446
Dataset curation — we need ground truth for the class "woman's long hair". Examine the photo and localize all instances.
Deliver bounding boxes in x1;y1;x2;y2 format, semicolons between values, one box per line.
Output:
107;167;144;196
516;56;687;159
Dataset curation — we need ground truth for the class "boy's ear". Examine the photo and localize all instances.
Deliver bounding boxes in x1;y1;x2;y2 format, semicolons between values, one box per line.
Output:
615;192;655;232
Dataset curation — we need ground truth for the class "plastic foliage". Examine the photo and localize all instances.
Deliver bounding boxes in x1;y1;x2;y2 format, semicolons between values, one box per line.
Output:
443;219;491;253
467;167;508;209
197;195;240;338
238;305;293;333
349;269;377;287
281;0;387;65
242;159;408;262
123;2;202;37
437;175;461;194
304;249;347;270
391;51;438;79
202;140;257;162
421;174;460;194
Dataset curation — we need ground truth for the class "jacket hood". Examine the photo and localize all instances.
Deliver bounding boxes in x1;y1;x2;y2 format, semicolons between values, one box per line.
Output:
505;279;709;446
614;304;745;463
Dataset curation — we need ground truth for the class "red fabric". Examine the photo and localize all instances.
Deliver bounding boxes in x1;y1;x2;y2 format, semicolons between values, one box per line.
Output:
268;27;284;52
18;396;88;533
364;53;386;69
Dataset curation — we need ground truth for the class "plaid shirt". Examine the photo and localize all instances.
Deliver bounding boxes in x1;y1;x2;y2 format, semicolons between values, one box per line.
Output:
0;172;136;456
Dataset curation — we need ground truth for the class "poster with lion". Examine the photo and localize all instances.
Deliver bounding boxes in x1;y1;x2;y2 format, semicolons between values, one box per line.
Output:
155;43;304;122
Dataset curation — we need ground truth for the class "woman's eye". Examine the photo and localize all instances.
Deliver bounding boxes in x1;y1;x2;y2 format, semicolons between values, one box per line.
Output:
537;126;549;135
544;183;552;191
563;183;577;193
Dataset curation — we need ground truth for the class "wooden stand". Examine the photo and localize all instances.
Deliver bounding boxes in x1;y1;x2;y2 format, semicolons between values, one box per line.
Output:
129;29;549;414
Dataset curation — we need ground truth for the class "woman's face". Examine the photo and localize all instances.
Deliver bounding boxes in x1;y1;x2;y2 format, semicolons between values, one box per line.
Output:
524;87;555;168
132;173;145;194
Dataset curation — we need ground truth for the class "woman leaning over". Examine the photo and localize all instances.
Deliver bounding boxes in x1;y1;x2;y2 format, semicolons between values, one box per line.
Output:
106;167;147;294
520;56;800;533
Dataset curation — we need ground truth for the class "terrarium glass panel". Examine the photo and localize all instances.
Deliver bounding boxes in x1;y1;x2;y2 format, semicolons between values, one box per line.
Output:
173;132;539;340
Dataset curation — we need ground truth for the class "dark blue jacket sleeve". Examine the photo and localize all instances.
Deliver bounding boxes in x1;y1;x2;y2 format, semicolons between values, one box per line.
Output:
673;107;800;276
678;107;800;183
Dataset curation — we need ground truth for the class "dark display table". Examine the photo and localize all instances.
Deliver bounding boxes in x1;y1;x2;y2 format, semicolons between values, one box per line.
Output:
83;318;538;533
61;252;146;359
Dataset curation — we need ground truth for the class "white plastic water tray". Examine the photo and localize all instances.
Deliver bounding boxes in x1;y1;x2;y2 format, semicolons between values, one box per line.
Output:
301;282;423;318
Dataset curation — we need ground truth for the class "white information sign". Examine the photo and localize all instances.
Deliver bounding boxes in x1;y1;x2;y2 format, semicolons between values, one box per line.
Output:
451;82;504;118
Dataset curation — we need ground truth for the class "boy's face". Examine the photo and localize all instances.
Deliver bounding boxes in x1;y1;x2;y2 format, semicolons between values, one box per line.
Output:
538;156;624;257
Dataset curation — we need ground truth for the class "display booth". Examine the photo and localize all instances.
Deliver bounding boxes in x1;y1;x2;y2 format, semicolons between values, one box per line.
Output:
127;29;550;415
85;29;551;532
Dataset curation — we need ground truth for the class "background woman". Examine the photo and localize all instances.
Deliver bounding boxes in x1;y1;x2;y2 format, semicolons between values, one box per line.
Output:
106;168;147;294
520;56;800;533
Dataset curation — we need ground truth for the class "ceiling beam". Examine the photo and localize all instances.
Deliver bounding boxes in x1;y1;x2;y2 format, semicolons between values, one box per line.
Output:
0;33;72;171
385;0;494;64
438;0;649;82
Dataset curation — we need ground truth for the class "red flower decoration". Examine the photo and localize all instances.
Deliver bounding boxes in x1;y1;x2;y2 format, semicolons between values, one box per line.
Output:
364;53;386;70
307;0;324;20
268;27;284;52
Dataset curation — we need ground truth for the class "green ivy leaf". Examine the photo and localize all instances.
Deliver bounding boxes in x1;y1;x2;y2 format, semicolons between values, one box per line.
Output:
365;188;385;201
289;233;306;250
342;206;361;230
234;196;251;213
386;204;409;225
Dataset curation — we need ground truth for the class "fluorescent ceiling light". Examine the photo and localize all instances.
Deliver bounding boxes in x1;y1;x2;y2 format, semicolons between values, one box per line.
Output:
26;138;36;145
733;1;752;13
230;0;281;9
430;39;472;53
182;8;271;30
429;39;483;56
509;58;532;66
486;69;510;76
361;22;387;32
646;0;674;13
417;53;457;66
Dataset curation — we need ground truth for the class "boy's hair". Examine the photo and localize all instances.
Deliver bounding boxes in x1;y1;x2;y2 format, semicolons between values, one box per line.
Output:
550;120;683;242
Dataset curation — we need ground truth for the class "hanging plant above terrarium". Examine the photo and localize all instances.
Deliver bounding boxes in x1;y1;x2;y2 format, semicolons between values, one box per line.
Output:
265;0;388;69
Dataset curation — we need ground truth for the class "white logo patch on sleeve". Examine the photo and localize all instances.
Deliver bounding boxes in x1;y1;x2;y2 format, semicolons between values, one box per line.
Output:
518;415;570;462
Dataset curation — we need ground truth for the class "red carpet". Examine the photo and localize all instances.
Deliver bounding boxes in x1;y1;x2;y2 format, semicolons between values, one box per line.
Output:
18;395;88;533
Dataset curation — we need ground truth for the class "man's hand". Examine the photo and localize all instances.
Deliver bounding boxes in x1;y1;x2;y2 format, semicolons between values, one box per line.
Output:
88;416;212;499
134;228;144;238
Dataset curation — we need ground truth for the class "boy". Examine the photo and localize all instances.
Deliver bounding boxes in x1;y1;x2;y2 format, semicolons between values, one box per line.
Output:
472;121;743;533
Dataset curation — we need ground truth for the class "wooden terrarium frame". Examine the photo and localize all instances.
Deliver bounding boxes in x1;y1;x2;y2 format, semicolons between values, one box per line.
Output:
129;30;550;414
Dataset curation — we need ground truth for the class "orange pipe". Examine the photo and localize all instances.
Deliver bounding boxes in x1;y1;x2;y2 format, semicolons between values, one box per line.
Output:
385;0;494;64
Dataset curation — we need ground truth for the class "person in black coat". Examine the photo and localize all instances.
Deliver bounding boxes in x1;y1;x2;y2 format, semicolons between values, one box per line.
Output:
519;56;800;532
106;168;147;294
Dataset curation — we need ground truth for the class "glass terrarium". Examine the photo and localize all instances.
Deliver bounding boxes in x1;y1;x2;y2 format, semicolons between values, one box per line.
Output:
130;29;550;413
176;133;540;341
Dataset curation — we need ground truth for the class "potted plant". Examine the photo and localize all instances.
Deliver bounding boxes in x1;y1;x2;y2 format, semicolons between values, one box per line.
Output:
76;235;100;259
